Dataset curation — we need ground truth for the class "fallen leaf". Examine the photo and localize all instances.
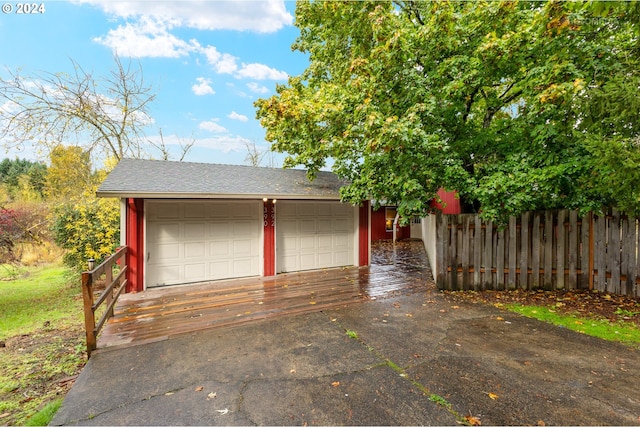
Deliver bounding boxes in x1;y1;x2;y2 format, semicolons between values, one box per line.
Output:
216;408;229;415
195;386;204;392
165;392;174;396
207;392;217;400
309;301;317;305
487;392;499;400
405;313;413;317
332;381;340;387
290;369;296;374
465;414;482;425
537;420;546;426
452;305;460;309
496;316;504;321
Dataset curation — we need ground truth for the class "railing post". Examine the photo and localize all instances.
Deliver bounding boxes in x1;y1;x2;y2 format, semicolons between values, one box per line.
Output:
105;263;114;319
81;268;96;357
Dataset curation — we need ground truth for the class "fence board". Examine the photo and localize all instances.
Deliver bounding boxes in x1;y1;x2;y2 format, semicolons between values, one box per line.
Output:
594;213;606;292
556;210;566;290
520;212;529;290
568;210;578;289
581;213;591;289
433;209;639;297
474;216;482;288
508;216;517;289
531;213;541;288
610;210;621;294
436;213;447;289
483;220;493;289
544;211;553;289
497;226;505;290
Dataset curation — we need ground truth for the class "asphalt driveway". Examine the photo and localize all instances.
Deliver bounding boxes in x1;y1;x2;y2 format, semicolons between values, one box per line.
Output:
52;241;640;426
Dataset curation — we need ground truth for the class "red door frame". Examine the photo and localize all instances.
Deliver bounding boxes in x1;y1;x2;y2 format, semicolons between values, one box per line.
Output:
358;200;370;266
125;198;144;292
263;199;276;276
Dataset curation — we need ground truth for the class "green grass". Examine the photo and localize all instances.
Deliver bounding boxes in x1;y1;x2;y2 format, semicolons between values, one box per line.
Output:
23;398;63;426
505;304;640;348
0;263;86;426
0;264;82;339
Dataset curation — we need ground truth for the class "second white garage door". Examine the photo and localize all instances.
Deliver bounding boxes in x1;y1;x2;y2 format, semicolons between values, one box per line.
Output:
145;200;261;287
276;201;355;273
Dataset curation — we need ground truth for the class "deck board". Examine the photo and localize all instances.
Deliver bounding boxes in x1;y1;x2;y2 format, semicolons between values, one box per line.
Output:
97;241;433;352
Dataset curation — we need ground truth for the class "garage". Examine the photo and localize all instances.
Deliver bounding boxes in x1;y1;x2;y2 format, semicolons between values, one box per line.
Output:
145;200;261;287
97;159;370;292
277;201;355;273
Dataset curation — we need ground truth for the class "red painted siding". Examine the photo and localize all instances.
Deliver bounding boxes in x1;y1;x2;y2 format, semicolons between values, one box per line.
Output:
371;207;410;241
432;189;461;214
125;198;144;292
358;201;370;266
263;200;276;276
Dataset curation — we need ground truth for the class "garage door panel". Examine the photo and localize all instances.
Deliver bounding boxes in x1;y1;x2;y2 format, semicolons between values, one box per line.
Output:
277;201;355;273
299;219;316;233
184;203;207;218
147;201;261;287
299;235;316;250
334;234;349;247
210;222;230;237
210;260;231;277
153;265;180;285
152;223;181;243
155;243;180;260
184;242;206;258
153;204;180;220
210;241;229;256
232;239;256;256
184;223;205;238
318;235;332;248
184;263;206;280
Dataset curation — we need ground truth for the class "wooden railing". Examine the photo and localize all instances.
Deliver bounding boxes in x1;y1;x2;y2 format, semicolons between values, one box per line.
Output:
81;246;128;357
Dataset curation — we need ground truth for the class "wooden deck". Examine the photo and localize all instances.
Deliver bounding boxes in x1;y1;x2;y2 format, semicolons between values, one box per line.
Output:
97;241;432;351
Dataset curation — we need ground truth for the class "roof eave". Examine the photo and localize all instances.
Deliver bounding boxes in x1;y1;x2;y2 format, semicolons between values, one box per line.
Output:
96;191;343;201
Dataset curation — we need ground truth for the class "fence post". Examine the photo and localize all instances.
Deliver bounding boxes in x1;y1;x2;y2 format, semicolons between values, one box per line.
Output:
81;267;96;357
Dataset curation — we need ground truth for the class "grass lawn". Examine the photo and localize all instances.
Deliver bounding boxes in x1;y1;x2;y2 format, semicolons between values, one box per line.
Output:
0;264;86;426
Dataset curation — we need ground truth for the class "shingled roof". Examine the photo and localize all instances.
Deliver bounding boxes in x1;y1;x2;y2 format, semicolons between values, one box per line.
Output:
96;158;347;200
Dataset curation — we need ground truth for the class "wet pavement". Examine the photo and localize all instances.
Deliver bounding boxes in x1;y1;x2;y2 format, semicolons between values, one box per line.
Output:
51;241;640;426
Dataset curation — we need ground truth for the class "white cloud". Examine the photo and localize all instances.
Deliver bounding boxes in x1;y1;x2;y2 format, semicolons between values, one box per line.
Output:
246;82;269;94
73;0;293;33
228;111;248;122
145;133;249;156
199;120;227;133
237;63;288;80
193;135;250;152
192;77;215;96
93;17;197;58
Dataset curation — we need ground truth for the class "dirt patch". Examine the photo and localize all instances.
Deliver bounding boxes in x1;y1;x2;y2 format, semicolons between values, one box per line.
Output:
0;324;87;426
444;288;640;328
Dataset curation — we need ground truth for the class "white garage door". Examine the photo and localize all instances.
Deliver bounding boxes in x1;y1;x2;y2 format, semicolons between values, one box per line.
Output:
146;200;261;287
277;201;355;273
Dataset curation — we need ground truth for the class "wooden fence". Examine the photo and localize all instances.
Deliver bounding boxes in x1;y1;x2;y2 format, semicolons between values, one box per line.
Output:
431;210;640;297
81;246;128;357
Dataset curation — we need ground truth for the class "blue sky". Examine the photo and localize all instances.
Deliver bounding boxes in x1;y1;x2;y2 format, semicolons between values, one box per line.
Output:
0;0;307;166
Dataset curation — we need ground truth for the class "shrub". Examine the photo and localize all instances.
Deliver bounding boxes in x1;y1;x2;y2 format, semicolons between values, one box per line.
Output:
51;198;120;271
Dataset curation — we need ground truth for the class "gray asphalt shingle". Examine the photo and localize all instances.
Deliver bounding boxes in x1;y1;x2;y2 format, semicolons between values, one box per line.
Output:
97;158;346;200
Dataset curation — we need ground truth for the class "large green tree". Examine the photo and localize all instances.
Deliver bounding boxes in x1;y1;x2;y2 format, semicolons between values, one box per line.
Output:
256;1;639;222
